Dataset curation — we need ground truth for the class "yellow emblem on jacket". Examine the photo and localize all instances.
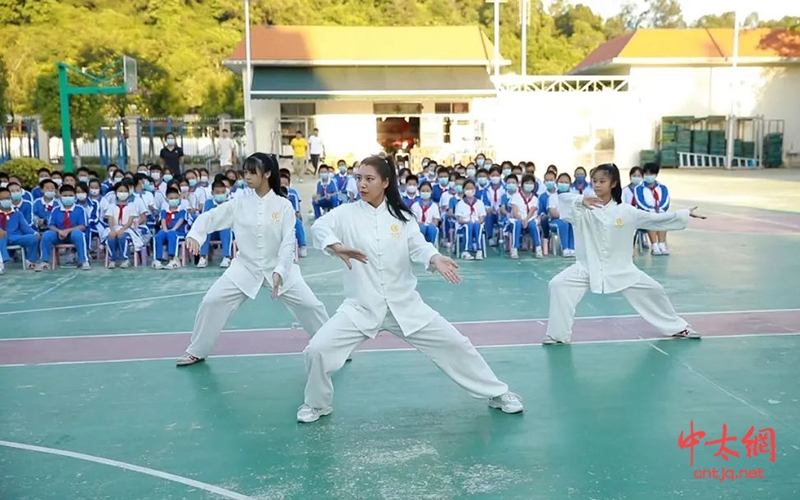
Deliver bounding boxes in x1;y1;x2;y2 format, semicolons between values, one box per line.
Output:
615;217;624;228
390;223;401;237
271;212;281;222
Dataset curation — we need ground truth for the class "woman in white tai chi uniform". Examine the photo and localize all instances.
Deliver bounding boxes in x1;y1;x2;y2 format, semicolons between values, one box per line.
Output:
296;155;523;423
176;153;330;366
545;163;706;345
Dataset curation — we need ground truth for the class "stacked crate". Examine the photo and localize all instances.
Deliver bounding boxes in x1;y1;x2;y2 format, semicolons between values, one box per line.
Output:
709;130;726;156
658;117;694;167
640;150;658;165
764;133;783;168
691;130;709;154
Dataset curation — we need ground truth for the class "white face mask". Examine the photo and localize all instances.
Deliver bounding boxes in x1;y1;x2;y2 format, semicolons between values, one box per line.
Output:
406;185;417;195
464;189;475;197
116;192;129;201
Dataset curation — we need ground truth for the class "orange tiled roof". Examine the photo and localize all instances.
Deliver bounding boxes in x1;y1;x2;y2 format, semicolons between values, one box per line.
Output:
572;28;800;73
226;25;498;64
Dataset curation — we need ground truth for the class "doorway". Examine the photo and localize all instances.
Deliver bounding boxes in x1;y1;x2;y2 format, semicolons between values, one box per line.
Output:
376;117;420;156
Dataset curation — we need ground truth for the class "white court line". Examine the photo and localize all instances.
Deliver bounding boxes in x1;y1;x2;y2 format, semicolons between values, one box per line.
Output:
0;440;254;500
29;274;77;301
641;338;772;418
0;269;342;317
698;207;800;231
2;306;798;342
1;331;797;368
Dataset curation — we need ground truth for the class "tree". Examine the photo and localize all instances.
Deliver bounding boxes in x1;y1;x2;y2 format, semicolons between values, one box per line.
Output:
0;57;9;122
0;0;56;26
692;11;759;29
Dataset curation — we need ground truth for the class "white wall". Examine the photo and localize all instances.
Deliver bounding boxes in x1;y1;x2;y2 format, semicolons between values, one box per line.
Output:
314;100;376;161
251;99;280;154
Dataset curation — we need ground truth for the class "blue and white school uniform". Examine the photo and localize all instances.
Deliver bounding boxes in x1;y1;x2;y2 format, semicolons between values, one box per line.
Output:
634;182;670;213
455;197;486;254
155;208;188;260
10;198;33;227
41;205;89;264
313;179;339;218
0;209;39;265
538;190;554;240
482;183;505;243
506;191;542;251
286;187;307;248
32;197;58;232
547;192;575;253
333;173;349;203
411;200;440;244
345;176;360;202
402;192;420;208
199;199;233;258
570;181;595;197
105;202;143;261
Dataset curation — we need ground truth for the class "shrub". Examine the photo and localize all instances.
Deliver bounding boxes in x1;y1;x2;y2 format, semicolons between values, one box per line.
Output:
1;158;52;189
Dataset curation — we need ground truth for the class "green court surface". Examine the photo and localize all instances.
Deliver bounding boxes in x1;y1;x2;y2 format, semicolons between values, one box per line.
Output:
1;198;799;499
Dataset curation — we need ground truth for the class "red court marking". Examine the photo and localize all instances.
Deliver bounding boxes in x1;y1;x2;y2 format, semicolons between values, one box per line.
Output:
1;310;798;366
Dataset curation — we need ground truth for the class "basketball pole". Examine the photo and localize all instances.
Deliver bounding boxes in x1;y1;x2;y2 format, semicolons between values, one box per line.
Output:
243;0;254;156
725;9;741;169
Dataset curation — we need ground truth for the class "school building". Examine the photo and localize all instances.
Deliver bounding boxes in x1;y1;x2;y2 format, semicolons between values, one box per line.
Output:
222;25;504;165
224;26;800;169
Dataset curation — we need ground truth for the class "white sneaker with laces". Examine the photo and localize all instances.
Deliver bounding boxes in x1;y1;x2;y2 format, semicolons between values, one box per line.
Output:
672;327;701;339
0;262;4;275
81;262;91;270
535;246;543;258
166;259;180;270
220;257;231;268
119;260;130;269
489;392;524;414
461;252;473;260
297;404;332;423
510;248;519;259
298;246;308;258
197;257;208;268
152;260;164;270
660;243;670;255
475;251;483;261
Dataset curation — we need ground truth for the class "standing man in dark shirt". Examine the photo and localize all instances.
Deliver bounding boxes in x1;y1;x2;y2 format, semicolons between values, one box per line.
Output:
159;132;184;177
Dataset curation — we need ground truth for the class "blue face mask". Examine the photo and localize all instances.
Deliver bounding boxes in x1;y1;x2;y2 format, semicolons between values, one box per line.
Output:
11;192;22;202
575;175;585;183
237;180;246;188
320;173;330;181
214;194;227;204
168;199;180;208
523;184;535;193
506;184;518;193
476;159;485;167
477;177;488;187
188;179;198;187
78;176;89;183
545;181;556;191
502;169;512;177
466;168;476;177
557;183;570;193
44;191;56;200
454;185;463;194
144;183;155;192
61;196;75;206
338;165;346;173
0;199;12;209
631;176;643;185
644;175;657;184
438;177;449;186
163;174;174;183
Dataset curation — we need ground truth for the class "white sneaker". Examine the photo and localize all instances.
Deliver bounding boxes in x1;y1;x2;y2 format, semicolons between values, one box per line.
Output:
152;260;164;270
461;252;473;260
489;391;524;414
119;260;130;268
197;257;208;268
107;261;116;269
475;251;483;261
488;237;497;247
165;259;180;270
535;246;543;258
652;245;662;255
0;263;4;275
660;243;670;255
81;262;91;270
220;257;231;268
298;246;308;258
510;248;519;259
297;404;332;423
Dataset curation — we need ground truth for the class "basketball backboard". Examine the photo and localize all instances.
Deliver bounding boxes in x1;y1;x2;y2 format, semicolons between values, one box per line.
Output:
123;55;138;93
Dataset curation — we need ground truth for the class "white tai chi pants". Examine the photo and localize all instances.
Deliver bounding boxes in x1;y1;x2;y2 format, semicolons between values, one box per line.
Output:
186;274;329;359
547;264;688;342
303;311;509;409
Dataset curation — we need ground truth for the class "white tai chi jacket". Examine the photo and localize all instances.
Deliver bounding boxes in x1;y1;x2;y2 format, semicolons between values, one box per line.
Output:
186;190;298;299
559;194;690;294
311;200;440;338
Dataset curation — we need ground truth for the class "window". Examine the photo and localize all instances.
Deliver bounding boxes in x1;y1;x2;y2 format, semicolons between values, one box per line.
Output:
280;103;316;116
435;102;470;114
373;103;422;115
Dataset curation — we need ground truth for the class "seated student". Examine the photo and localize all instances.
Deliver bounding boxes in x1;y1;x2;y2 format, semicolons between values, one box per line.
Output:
432;166;450;203
505;174;543;259
439;175;463;248
32;179;59;232
105;183;139;269
39;184;91;271
280;169;308;258
500;162;513;182
570;166;594;196
411;182;440;244
0;172;7;188
345;165;360;202
402;174;420;208
538;170;558;255
455;179;486;260
31;168;51;200
483;166;505;246
153;188;188;270
197;181;233;267
74;182;100;249
622;166;643;206
333;160;349;203
548;173;576;257
0;187;40;273
635;162;672;255
312;164;339;218
7;182;33;227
